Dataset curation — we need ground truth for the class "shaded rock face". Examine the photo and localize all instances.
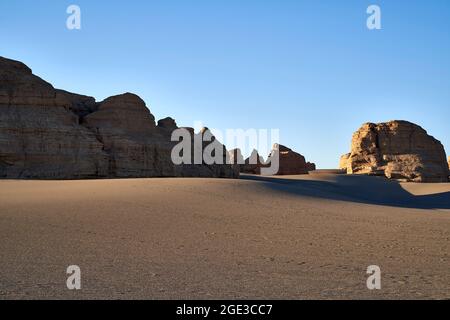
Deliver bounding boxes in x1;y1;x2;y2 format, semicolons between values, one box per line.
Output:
239;145;315;175
268;144;316;175
0;57;109;179
83;93;165;177
173;127;240;179
0;57;237;179
448;157;450;178
157;117;177;131
57;90;98;119
340;121;448;182
241;150;266;174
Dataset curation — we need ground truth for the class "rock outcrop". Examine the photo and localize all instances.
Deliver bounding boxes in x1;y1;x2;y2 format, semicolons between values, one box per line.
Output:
57;90;98;119
0;56;237;179
240;150;266;174
83;93;166;177
268;144;316;175
182;127;240;178
340;121;448;182
0;57;109;179
239;145;315;175
157;117;177;131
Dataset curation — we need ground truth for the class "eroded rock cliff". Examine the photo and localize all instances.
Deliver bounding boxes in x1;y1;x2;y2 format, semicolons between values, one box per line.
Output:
0;57;109;178
0;57;237;179
340;121;448;182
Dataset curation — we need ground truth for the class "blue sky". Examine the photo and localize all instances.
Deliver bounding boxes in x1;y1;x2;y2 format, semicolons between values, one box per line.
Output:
0;0;449;168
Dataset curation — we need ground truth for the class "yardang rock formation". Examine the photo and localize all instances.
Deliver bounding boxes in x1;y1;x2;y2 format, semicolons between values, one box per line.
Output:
340;121;448;182
240;149;266;174
269;144;316;175
235;144;316;175
0;56;237;179
1;57;447;182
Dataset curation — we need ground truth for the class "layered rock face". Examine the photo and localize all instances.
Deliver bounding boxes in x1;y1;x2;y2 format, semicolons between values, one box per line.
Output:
0;57;237;179
83;93;168;177
0;57;109;178
340;121;448;182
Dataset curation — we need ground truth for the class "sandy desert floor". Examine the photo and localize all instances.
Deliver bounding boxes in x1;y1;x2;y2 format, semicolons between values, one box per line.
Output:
0;174;449;300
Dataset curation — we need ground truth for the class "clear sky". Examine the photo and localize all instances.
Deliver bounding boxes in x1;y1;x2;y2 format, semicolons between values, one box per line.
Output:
1;0;449;168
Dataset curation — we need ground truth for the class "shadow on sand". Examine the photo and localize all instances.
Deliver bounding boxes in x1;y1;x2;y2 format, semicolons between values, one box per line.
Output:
240;174;450;210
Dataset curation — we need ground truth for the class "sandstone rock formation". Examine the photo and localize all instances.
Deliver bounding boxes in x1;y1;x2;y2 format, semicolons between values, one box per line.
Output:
268;144;316;175
157;117;177;131
0;57;109;179
240;150;266;174
0;56;237;179
239;145;315;175
187;127;240;178
340;121;448;182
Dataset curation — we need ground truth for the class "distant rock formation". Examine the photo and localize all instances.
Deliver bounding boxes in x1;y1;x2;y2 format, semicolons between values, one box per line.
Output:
238;144;315;175
241;149;266;174
0;56;238;179
268;144;316;175
340;121;448;182
190;127;240;178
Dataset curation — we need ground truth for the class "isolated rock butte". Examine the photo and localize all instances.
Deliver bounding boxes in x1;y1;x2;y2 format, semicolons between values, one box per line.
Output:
340;121;448;182
0;56;237;179
268;144;316;175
